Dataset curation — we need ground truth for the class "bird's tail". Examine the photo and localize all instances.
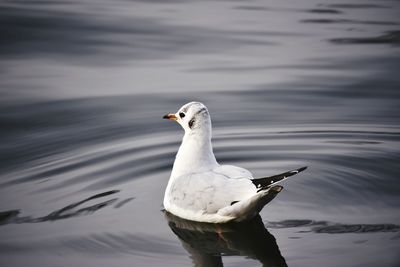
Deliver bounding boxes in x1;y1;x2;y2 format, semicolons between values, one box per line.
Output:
217;185;283;222
218;167;307;221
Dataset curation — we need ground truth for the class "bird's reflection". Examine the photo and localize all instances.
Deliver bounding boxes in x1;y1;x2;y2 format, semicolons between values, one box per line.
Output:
165;212;287;267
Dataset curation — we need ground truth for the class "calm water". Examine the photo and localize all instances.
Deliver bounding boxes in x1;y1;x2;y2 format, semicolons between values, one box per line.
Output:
1;0;400;266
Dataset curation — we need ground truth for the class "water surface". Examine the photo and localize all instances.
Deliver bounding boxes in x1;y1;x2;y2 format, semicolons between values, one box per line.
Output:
0;0;400;266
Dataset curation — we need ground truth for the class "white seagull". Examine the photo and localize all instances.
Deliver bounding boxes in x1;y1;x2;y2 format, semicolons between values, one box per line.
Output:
163;102;306;223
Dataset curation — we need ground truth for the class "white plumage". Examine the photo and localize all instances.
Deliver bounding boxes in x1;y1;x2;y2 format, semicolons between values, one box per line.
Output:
163;102;306;223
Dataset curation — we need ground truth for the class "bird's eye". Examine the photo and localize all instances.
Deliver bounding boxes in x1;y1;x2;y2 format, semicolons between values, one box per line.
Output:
179;112;185;118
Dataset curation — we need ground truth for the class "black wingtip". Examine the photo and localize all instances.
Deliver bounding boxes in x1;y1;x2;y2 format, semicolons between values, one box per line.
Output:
252;166;308;191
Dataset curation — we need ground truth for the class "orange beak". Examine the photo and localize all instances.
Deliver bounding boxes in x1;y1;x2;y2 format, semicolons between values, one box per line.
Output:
163;113;178;121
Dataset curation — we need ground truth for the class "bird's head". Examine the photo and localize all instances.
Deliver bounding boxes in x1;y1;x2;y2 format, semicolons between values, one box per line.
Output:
163;102;211;134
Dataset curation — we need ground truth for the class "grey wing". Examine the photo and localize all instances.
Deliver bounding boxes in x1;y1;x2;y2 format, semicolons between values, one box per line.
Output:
169;171;256;214
213;165;253;179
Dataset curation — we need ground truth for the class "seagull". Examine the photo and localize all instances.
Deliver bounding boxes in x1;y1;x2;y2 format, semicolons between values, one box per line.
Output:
163;102;307;223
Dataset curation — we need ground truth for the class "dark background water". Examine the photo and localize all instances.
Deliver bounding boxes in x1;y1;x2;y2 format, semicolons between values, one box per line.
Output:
1;0;400;266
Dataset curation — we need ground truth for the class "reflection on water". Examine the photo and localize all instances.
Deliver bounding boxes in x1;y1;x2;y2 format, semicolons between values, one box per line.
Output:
166;212;400;267
166;212;287;267
0;0;400;266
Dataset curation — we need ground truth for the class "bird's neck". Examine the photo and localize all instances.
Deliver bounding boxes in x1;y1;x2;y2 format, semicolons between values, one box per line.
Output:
171;130;218;179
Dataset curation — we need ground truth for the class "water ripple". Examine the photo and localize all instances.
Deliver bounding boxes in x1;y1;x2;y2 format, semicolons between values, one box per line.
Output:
266;219;400;234
0;190;121;225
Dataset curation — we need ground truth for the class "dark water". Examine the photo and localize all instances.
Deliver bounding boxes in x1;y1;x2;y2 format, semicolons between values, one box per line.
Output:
1;0;400;266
